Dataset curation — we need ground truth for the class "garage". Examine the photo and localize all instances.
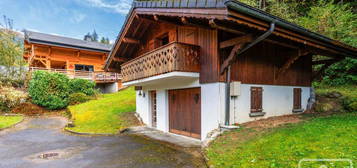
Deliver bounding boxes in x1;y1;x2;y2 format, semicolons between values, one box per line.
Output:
168;88;201;139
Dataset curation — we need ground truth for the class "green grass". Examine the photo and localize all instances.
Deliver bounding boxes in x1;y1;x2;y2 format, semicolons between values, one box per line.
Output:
0;115;23;129
67;87;137;134
206;113;357;168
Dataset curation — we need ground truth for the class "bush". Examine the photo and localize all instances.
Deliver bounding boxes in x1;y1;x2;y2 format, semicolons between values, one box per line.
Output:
28;71;71;110
0;86;28;112
28;71;99;110
342;97;357;112
69;78;97;96
69;92;92;105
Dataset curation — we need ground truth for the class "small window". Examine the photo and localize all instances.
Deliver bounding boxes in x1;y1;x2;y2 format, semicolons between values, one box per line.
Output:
75;64;94;71
250;87;263;113
250;87;265;117
293;88;302;112
161;35;169;46
155;33;169;48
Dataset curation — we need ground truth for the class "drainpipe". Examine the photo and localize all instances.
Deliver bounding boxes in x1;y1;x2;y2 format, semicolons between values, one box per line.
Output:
224;22;275;126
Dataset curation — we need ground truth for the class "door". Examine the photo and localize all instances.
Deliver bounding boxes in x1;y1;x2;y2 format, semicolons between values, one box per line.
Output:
169;88;201;139
150;91;157;128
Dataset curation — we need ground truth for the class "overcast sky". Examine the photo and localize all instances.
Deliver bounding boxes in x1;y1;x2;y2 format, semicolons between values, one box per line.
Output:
0;0;132;43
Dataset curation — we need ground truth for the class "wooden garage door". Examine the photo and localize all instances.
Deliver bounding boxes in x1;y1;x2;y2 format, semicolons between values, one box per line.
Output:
169;88;201;139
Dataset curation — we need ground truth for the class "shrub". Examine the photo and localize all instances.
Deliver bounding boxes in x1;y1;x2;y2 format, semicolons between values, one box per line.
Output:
69;92;92;105
28;71;70;110
0;86;28;112
342;97;357;112
69;78;97;96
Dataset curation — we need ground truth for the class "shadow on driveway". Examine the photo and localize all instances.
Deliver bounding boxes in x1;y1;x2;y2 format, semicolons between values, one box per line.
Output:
0;117;206;168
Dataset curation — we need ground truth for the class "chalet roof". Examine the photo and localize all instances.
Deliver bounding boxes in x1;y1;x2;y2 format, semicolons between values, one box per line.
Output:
24;30;112;53
105;0;357;70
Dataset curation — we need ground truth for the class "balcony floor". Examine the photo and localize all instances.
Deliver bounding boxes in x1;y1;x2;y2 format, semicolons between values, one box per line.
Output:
122;72;199;87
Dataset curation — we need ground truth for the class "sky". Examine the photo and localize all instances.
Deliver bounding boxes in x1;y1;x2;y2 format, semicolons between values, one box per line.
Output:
0;0;133;43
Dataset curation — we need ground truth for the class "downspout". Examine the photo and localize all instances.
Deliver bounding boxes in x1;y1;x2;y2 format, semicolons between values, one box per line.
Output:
224;22;275;126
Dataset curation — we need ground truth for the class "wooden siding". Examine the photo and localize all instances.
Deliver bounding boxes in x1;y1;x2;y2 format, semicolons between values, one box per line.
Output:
230;42;312;86
134;22;177;58
24;43;108;71
178;26;219;83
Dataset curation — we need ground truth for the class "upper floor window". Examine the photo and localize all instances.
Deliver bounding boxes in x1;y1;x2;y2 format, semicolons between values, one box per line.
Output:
156;33;169;47
75;64;94;72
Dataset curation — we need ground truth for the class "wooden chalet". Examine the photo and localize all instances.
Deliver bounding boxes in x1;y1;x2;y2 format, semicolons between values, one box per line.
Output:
105;0;357;140
24;30;122;90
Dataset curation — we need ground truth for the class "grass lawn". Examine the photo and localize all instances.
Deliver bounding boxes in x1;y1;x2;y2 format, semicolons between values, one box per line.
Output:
205;113;357;168
0;115;23;129
67;87;138;134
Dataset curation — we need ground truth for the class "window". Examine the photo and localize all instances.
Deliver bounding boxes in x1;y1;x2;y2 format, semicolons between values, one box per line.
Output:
161;35;169;46
250;87;265;117
155;33;169;48
75;64;94;71
293;88;302;112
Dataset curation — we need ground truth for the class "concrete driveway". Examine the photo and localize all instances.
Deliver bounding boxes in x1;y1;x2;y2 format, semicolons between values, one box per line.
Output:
0;117;205;168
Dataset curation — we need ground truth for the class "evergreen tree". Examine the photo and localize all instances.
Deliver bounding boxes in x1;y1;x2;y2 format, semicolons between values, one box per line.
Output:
83;32;92;41
99;37;110;44
92;30;98;42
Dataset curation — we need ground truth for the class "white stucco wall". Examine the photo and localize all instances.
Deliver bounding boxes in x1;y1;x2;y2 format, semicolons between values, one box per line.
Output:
133;76;311;141
135;77;201;133
136;90;150;124
133;78;226;140
200;83;226;140
232;84;310;124
96;82;118;93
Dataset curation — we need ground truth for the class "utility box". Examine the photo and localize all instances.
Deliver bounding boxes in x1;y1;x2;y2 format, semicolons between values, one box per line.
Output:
230;81;241;97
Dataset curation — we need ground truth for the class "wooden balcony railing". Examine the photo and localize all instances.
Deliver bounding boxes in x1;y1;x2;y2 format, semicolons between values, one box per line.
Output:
29;67;121;83
121;42;200;82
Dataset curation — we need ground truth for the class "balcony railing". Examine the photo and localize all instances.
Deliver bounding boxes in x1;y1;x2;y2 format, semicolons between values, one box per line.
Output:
121;42;200;82
29;67;121;83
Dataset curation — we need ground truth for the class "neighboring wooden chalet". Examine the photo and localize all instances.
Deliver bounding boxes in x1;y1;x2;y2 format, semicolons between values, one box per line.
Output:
24;30;122;92
105;0;357;140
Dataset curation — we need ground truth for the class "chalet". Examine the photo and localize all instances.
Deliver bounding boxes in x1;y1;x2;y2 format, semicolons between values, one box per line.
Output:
24;30;122;93
105;0;357;140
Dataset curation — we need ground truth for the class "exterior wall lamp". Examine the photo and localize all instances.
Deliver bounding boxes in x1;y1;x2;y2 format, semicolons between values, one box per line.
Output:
135;86;145;97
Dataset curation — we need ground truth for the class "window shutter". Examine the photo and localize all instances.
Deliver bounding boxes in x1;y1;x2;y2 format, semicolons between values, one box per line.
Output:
251;87;263;112
293;88;302;110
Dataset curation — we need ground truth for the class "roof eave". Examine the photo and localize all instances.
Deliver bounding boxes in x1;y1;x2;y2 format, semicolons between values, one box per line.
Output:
225;0;357;58
28;39;110;53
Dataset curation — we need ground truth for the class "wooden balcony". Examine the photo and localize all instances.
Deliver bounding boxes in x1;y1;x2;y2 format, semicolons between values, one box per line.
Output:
121;42;200;82
29;67;121;83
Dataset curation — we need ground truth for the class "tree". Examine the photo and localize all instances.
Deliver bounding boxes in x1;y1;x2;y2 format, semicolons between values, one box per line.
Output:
0;16;26;83
100;37;110;44
83;30;110;44
83;32;92;41
298;1;357;85
91;30;98;42
238;0;356;85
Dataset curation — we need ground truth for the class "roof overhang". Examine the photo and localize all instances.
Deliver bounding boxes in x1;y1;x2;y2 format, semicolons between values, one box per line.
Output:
105;0;357;71
26;38;110;53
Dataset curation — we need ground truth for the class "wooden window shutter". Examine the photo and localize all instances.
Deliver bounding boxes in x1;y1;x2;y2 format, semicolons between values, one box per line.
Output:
251;87;263;112
293;88;302;110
